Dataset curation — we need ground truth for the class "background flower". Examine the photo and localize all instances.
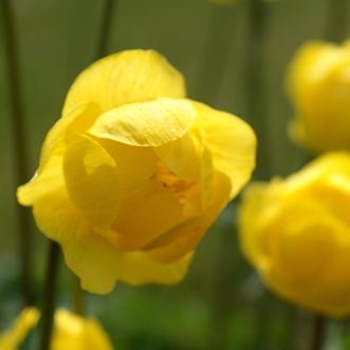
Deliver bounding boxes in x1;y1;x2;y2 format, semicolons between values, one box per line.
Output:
0;308;113;350
17;49;256;294
238;152;350;316
286;40;350;154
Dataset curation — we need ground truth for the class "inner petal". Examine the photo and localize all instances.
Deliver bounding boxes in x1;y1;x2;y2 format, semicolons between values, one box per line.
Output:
154;131;202;181
152;160;203;218
93;138;157;196
63;134;121;231
111;180;185;251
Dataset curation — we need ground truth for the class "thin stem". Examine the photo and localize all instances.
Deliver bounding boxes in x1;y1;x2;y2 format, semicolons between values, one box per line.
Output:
1;0;34;305
310;315;326;350
38;241;61;350
96;0;119;59
325;0;349;43
194;6;237;104
245;0;272;179
73;278;85;316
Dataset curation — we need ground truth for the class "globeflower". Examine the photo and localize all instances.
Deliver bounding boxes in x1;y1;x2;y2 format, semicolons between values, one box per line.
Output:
0;308;113;350
238;152;350;316
17;49;256;294
286;40;350;154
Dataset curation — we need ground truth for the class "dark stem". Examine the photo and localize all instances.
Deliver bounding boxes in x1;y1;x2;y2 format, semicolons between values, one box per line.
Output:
325;0;349;42
245;0;272;179
96;0;118;59
310;314;326;350
1;0;34;306
73;278;85;316
38;241;61;350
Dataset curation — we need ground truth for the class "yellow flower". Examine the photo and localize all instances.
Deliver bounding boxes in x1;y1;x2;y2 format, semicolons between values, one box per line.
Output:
0;308;39;350
238;152;350;317
17;50;256;294
0;308;113;350
286;40;350;154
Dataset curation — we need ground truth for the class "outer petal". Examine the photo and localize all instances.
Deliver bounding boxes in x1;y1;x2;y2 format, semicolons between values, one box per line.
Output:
17;103;100;206
286;42;341;114
63;134;121;230
266;196;350;316
89;98;196;147
114;251;193;286
237;181;281;272
191;101;256;198
62;50;186;114
33;186;119;294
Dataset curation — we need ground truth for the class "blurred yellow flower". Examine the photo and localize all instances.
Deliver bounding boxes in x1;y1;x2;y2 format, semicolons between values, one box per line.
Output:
0;308;114;350
286;40;350;154
0;308;39;350
17;49;256;294
238;152;350;316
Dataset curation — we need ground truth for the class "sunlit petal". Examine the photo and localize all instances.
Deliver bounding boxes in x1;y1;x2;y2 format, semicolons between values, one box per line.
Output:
192;101;256;198
89;98;196;147
63;50;185;114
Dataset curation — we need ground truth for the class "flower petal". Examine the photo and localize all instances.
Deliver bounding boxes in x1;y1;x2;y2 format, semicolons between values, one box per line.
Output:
33;187;119;294
237;182;278;271
89;98;196;147
114;251;193;286
62;50;185;114
154;131;202;181
191;101;256;198
17;103;100;206
63;134;121;230
111;180;185;251
146;171;232;263
93;138;157;196
286;42;342;115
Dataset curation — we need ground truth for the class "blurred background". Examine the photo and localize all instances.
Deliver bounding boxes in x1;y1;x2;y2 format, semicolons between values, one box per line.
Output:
1;0;349;349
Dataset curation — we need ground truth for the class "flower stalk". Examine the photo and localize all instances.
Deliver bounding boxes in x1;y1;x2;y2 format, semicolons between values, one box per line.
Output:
1;0;34;306
38;241;61;350
310;315;326;350
325;0;349;42
245;0;271;179
195;6;237;104
96;0;118;59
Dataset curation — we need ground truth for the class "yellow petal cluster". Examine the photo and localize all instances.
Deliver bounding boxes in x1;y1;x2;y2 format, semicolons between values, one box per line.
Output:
17;50;256;294
286;40;350;154
0;308;113;350
238;152;350;317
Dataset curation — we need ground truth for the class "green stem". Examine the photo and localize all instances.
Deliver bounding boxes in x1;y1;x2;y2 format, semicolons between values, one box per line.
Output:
96;0;119;59
38;241;61;350
325;0;349;42
245;0;272;179
310;314;326;350
73;278;85;316
1;0;34;306
194;6;237;104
